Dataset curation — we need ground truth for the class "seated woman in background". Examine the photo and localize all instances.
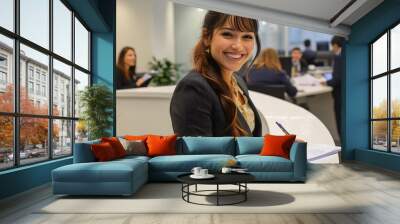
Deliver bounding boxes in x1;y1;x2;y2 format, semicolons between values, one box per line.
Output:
116;47;146;89
170;11;262;137
247;48;298;97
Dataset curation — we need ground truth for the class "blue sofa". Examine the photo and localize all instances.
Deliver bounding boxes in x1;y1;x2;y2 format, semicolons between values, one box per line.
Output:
52;137;307;196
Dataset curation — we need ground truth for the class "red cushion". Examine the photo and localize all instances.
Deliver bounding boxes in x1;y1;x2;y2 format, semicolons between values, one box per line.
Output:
259;134;296;159
124;135;149;141
101;137;126;158
146;134;177;157
91;142;117;161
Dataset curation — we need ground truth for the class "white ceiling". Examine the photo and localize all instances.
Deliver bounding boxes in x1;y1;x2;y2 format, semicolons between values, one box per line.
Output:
172;0;384;37
225;0;352;23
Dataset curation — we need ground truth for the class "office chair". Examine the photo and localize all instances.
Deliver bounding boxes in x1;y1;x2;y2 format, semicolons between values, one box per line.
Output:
247;83;286;99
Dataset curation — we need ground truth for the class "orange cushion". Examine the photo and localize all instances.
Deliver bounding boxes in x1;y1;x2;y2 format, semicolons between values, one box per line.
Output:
91;142;117;161
146;134;177;157
259;134;296;159
101;137;126;158
124;135;149;141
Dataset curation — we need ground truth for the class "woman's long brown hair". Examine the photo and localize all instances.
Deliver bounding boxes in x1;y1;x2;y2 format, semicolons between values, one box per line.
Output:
117;47;136;80
253;48;283;72
192;11;261;136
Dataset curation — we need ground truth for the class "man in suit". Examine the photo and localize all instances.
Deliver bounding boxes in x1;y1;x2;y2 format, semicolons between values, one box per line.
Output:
323;36;345;139
302;39;317;65
282;47;308;77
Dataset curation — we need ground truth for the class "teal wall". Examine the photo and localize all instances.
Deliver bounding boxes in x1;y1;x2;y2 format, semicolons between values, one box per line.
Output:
0;0;116;200
0;158;72;199
91;0;116;136
344;0;400;171
92;33;115;136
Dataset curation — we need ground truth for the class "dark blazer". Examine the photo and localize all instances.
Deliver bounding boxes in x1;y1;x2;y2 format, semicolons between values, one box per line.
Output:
302;48;317;65
170;71;262;137
327;54;342;94
116;71;139;89
247;67;298;97
327;54;343;135
281;58;308;77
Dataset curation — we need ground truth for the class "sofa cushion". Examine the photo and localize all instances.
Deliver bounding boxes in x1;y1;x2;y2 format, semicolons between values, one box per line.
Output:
148;154;235;172
53;162;133;182
124;135;151;149
260;134;296;159
236;155;293;172
115;155;150;164
101;137;127;158
119;138;147;156
235;137;263;155
124;135;149;141
178;137;235;155
91;142;118;161
147;135;177;157
52;160;146;183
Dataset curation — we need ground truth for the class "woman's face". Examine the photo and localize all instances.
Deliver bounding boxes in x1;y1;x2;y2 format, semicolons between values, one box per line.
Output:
124;49;136;67
209;22;255;74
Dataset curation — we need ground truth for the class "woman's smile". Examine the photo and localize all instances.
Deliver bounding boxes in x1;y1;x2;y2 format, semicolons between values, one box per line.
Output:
224;51;247;60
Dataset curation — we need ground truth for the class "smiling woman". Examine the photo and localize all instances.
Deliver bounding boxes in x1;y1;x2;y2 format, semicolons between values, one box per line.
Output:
170;11;262;137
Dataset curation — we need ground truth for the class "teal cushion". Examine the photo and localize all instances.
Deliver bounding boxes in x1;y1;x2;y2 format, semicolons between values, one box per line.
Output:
116;155;150;162
109;156;149;169
148;154;235;172
236;155;293;172
52;159;146;183
236;137;264;155
178;137;235;155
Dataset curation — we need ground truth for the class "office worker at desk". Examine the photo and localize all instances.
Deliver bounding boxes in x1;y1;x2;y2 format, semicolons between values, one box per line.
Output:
247;48;298;97
302;39;317;65
282;47;308;77
116;47;147;89
170;11;262;137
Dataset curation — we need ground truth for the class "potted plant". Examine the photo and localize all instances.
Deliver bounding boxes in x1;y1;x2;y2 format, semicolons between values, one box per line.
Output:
79;84;113;140
148;57;181;86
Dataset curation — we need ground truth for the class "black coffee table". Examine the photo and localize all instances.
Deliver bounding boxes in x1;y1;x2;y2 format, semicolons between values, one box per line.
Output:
177;172;255;206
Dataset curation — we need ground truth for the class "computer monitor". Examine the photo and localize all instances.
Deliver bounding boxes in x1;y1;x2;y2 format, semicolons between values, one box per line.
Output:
316;41;330;51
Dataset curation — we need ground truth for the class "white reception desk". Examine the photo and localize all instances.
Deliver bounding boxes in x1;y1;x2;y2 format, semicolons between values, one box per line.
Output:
117;86;339;163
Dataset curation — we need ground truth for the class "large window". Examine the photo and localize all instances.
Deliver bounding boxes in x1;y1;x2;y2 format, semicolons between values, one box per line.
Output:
371;23;400;154
0;0;91;171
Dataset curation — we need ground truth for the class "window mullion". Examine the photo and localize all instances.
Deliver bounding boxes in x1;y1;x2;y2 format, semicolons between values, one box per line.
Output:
370;45;373;149
48;0;54;160
71;10;76;154
13;0;20;167
388;29;391;153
